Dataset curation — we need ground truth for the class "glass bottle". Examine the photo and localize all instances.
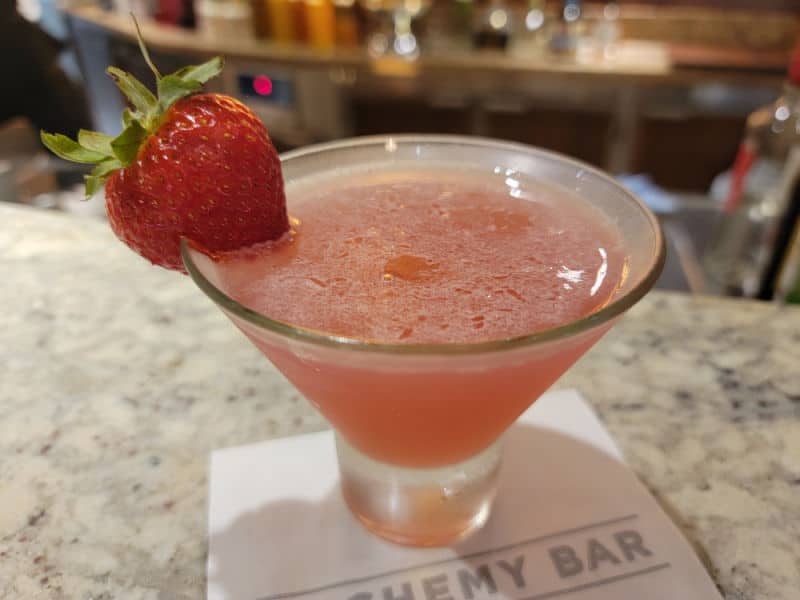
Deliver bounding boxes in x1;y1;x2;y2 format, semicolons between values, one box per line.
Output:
703;48;800;298
305;0;336;48
473;0;512;51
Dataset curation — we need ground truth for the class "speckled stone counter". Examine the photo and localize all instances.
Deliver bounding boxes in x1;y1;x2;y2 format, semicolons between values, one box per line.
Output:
1;204;798;599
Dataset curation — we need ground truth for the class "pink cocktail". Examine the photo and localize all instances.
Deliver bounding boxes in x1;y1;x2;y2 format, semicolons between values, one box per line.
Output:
183;136;665;546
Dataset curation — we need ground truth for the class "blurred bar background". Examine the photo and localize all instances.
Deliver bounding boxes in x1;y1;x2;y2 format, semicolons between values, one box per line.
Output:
2;0;800;300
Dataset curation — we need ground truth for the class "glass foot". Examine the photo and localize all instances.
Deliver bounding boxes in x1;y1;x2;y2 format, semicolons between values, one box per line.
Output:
336;434;502;547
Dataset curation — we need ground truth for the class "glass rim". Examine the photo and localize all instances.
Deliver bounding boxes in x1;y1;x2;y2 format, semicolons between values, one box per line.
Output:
181;134;666;356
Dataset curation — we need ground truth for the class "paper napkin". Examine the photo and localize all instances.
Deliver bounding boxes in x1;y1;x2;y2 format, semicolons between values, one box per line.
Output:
208;389;722;600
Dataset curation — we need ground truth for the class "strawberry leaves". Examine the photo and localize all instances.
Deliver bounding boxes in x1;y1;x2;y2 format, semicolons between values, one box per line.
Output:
77;130;114;155
39;133;109;164
106;66;158;126
157;75;203;112
86;159;123;197
39;15;223;198
110;121;148;164
156;56;224;111
172;57;224;86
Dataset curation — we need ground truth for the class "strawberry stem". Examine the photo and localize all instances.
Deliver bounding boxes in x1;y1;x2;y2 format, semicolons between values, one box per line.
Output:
132;14;162;80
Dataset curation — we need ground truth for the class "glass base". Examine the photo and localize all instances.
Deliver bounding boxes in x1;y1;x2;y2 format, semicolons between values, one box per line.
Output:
336;434;502;547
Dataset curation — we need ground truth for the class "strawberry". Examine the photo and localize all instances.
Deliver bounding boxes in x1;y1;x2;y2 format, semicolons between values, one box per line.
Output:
40;25;288;272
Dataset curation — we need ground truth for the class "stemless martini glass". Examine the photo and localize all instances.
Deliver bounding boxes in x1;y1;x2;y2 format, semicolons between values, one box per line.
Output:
182;135;665;547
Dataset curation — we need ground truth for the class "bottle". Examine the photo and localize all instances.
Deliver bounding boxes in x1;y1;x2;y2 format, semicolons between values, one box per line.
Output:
253;0;270;37
196;0;256;39
511;0;545;54
703;46;800;298
266;0;295;41
453;0;474;50
178;0;196;28
333;0;360;47
473;0;512;50
154;0;183;24
291;0;309;42
305;0;335;48
592;2;619;58
548;0;581;55
757;153;800;300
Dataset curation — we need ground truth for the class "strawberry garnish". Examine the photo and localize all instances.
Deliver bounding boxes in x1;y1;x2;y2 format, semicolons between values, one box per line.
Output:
40;21;288;272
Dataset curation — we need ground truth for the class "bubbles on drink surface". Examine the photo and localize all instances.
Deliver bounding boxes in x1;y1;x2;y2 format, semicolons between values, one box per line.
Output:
217;170;626;343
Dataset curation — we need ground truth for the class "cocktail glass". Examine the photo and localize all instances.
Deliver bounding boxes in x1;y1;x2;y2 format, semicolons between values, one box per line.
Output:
182;135;665;547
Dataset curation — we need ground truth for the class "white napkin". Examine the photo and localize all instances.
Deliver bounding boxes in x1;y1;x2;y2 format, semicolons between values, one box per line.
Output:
208;389;722;600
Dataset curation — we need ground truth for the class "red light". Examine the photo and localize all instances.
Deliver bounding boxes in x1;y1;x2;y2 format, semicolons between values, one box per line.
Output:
253;75;273;96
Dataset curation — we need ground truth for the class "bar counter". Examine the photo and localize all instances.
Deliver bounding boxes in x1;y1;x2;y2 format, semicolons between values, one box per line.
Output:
1;204;798;599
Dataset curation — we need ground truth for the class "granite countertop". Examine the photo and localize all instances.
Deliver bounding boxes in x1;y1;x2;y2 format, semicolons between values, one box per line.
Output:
1;204;798;599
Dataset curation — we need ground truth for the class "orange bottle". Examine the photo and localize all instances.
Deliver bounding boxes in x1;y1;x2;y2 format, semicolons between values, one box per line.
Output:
334;0;359;47
266;0;294;42
304;0;336;48
291;0;309;42
254;0;271;38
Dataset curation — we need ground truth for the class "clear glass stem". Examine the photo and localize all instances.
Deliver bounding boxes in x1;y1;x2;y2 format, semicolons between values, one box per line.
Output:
336;433;503;546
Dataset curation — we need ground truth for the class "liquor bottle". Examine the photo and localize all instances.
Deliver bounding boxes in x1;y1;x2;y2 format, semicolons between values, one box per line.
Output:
758;157;800;300
154;0;183;24
178;0;195;28
333;0;360;47
453;0;474;49
266;0;295;41
703;47;800;298
291;0;309;42
473;0;512;50
305;0;336;48
548;0;581;55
